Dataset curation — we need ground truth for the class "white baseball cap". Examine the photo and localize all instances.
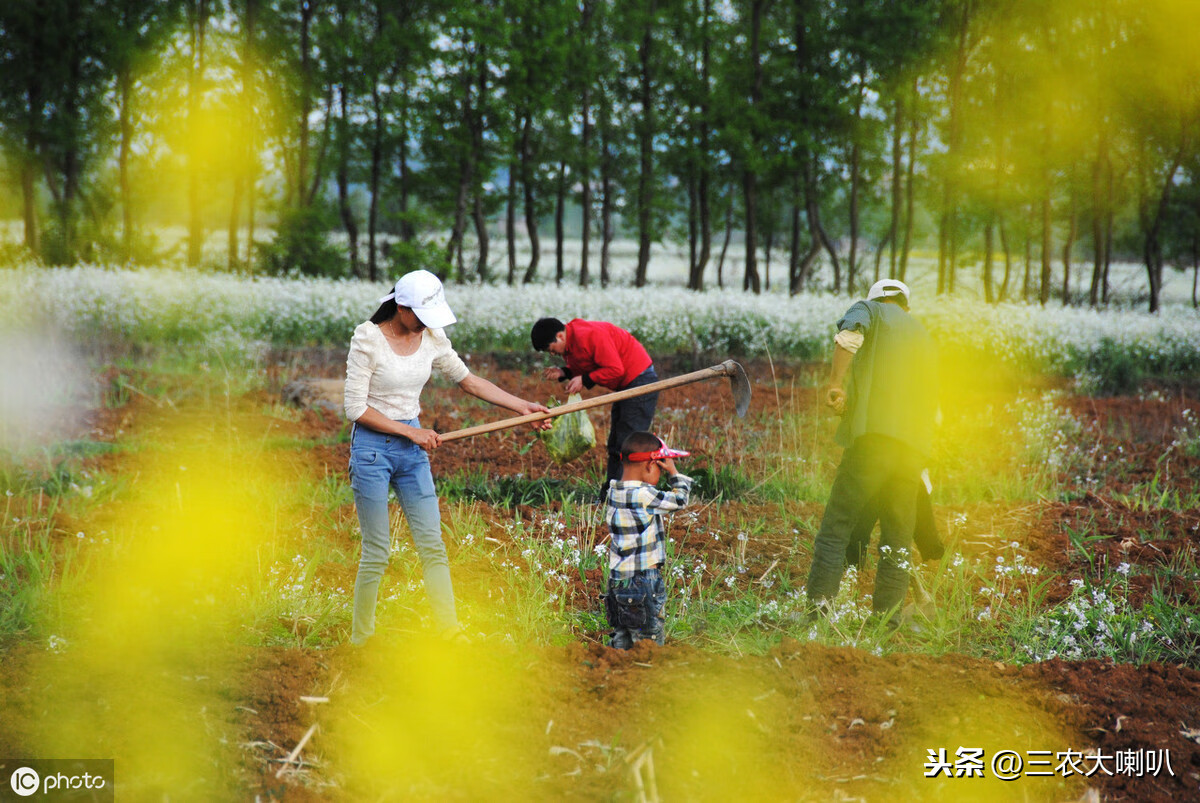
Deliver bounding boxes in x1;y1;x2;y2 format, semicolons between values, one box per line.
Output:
380;270;457;328
867;278;910;306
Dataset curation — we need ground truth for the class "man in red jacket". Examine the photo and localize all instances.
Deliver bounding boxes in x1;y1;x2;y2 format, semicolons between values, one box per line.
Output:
532;317;659;499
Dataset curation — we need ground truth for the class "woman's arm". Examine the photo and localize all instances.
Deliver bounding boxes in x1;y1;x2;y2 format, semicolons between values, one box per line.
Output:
353;406;442;450
458;374;551;424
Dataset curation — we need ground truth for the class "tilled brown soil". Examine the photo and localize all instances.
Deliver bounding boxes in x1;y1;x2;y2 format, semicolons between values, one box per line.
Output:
1;359;1198;800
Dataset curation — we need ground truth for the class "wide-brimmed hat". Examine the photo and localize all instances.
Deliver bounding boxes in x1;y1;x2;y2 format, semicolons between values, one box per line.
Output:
380;270;456;328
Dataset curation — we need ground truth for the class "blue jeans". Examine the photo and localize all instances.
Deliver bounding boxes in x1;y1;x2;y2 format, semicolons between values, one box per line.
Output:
348;422;456;644
606;568;666;649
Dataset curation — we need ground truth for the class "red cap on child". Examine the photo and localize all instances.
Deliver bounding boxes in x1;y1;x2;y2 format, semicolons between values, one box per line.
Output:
621;437;690;463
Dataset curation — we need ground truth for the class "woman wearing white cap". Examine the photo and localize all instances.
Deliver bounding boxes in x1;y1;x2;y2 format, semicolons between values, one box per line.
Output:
343;270;550;644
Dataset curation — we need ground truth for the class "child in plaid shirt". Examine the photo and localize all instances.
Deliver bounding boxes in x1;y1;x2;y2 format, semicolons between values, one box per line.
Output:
604;431;694;649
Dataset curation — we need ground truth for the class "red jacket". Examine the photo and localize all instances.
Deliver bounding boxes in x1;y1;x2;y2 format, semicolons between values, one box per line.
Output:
562;319;653;390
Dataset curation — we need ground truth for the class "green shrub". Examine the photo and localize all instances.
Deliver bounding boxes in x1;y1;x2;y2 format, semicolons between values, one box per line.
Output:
1073;338;1147;395
258;206;348;277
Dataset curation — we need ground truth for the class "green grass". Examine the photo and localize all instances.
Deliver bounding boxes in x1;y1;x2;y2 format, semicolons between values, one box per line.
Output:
0;443;125;642
1004;561;1200;666
438;471;598;507
0;440;122;497
1113;470;1200;514
4;344;1196;674
0;502;101;646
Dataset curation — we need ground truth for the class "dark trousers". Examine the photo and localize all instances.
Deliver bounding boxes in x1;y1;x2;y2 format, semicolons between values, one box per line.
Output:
846;484;944;567
602;367;659;498
806;435;924;615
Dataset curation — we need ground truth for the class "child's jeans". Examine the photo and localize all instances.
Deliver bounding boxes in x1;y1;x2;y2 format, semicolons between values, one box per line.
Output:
605;568;666;649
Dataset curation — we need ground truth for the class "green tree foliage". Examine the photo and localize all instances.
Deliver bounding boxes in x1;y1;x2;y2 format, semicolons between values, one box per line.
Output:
0;0;1198;306
0;0;113;263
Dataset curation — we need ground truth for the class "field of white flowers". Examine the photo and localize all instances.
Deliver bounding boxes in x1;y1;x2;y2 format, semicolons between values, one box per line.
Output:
3;264;1198;381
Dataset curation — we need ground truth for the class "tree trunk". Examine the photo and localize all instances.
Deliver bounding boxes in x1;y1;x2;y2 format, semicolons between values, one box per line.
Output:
847;73;865;296
447;40;476;280
230;0;258;272
20;77;41;253
229;174;242;271
368;81;382;282
848;136;860;295
474;194;489;281
186;0;209;267
871;235;887;286
398;77;413;244
297;0;313;209
687;174;698;287
741;0;764;295
763;212;774;292
888;93;903;277
1192;233;1198;309
305;87;335;207
936;211;947;294
717;188;733;289
521;112;541;284
941;3;971;294
1102;177;1114;304
1061;195;1076;306
691;0;712;291
246;160;257;272
448;160;472;277
998;218;1012;301
555;160;566;285
743;172;760;294
506;151;517;285
634;1;656;288
337;85;360;277
804;157;840;290
789;191;801;294
695;165;711;290
983;217;994;303
1089;126;1108;308
899;85;918;282
1039;189;1052;306
119;68;134;261
1143;146;1184;313
1022;227;1032;302
20;161;38;254
793;174;821;294
600;107;613;288
468;39;490;282
579;2;593;288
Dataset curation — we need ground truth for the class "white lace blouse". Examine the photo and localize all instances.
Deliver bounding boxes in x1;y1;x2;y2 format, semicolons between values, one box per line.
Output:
343;322;470;422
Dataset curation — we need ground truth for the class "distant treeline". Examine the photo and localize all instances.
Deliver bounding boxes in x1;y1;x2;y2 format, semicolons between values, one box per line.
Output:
1;0;1198;310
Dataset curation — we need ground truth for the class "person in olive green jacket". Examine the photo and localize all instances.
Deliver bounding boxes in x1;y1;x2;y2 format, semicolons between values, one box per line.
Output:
805;279;939;622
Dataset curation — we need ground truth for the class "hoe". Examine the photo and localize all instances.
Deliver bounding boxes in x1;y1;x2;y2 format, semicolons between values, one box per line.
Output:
439;359;752;443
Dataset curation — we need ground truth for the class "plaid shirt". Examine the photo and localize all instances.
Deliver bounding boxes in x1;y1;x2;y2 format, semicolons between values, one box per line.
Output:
605;474;693;580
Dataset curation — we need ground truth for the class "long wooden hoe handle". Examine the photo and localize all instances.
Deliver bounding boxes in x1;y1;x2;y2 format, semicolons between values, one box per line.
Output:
439;360;742;443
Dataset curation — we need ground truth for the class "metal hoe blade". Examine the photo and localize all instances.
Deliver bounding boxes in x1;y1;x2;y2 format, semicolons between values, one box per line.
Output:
718;359;752;417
